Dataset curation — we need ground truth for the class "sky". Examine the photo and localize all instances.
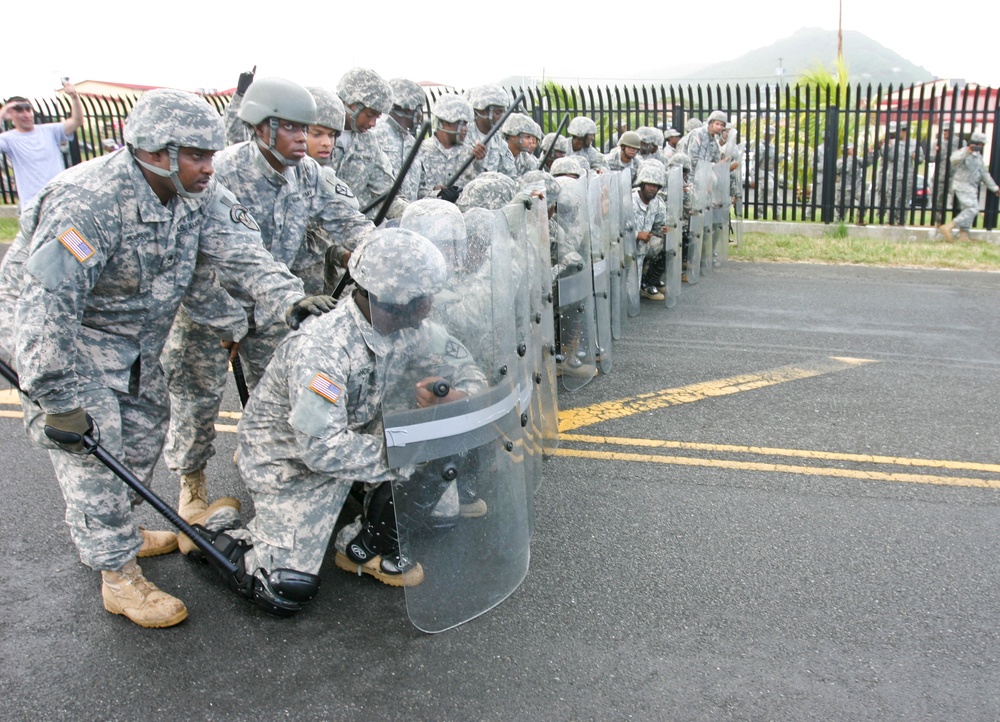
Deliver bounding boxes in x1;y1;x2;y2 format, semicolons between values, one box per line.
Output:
5;0;1000;97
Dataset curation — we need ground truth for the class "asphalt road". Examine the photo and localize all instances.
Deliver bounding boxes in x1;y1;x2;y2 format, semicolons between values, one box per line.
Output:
3;261;1000;720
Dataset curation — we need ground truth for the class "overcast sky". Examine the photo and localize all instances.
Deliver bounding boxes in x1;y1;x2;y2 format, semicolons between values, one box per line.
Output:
6;0;1000;97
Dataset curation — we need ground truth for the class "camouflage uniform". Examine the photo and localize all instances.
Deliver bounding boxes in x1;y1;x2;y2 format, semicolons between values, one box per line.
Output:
605;148;639;184
335;130;399;216
878;126;923;224
932;127;964;223
233;231;486;579
415;136;477;199
686;125;722;171
162;140;373;476
373;117;420;201
949;143;999;231
0;150;305;572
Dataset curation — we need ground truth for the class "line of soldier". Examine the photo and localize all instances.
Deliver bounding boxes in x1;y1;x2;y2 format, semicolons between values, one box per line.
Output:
0;67;743;631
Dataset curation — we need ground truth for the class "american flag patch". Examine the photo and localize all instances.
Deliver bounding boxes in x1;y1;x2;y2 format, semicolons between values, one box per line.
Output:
58;227;95;263
308;373;344;404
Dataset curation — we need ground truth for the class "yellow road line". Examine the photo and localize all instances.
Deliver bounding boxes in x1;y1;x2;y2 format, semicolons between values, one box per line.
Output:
553;447;1000;489
561;433;1000;474
557;356;879;432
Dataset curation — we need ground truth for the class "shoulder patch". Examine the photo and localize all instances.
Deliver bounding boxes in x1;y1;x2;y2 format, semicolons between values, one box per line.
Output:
58;227;95;263
229;203;260;231
309;373;344;404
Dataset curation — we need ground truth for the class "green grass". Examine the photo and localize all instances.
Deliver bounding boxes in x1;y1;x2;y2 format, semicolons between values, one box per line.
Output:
0;217;17;242
731;232;1000;272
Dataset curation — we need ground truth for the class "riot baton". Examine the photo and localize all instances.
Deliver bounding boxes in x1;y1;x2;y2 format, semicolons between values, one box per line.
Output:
330;119;432;301
0;358;238;574
442;92;528;190
538;113;570;170
232;355;250;408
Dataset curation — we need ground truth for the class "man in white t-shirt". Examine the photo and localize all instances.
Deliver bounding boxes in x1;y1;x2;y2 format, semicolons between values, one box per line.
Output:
0;81;84;209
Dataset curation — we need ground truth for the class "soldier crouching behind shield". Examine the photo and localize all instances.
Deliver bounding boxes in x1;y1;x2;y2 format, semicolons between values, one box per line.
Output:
190;228;487;617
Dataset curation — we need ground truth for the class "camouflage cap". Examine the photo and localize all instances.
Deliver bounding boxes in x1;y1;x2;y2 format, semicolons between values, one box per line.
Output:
567;116;598;137
707;110;728;124
667;152;691;171
336;67;393;115
307;86;346;132
551;157;582;177
664;128;681;139
455;173;517;211
541;133;570;155
238;77;317;126
432;94;473;124
618;131;643;149
519;169;561;208
636;161;665;187
388;78;426;111
502;113;540;139
465;84;510;110
635;126;661;146
348;227;448;305
684;118;703;132
970;131;988;145
124;89;225;152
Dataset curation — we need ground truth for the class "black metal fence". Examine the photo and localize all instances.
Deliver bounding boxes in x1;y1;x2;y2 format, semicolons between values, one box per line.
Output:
4;83;999;229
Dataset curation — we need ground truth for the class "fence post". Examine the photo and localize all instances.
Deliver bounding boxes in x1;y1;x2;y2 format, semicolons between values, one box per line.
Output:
821;105;840;224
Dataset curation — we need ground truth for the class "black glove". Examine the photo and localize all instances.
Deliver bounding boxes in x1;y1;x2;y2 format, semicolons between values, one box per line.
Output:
438;185;461;203
43;408;94;452
286;295;337;330
236;66;257;95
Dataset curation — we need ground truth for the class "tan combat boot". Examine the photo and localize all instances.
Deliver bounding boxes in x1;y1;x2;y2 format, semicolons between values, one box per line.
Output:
101;559;188;628
178;468;209;521
177;497;242;555
958;230;972;242
938;223;955;242
137;528;179;557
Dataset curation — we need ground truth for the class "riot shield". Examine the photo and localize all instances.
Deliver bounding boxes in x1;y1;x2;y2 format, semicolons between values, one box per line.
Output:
696;162;715;278
588;174;613;374
712;159;729;269
378;210;530;633
616;170;641;318
602;172;625;339
662;166;684;308
553;177;598;390
686;168;705;285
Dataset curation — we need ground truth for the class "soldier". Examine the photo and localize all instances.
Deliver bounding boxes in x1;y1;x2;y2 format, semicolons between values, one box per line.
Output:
456;172;518;211
675;118;702;156
938;131;1000;242
687;110;726;171
161;77;372;528
335;68;402;218
931;122;964;225
500;113;542;178
465;84;515;177
635;126;667;166
834;142;868;223
0;89;324;628
662;128;681;159
666;152;695;281
372;78;426;202
633;162;668;301
539;133;570;172
415;93;477;200
605;130;643;184
193;229;487;615
877;121;923;225
749;124;781;216
567;116;609;172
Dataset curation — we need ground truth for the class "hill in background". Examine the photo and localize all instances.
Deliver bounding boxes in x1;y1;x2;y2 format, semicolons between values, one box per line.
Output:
664;27;935;87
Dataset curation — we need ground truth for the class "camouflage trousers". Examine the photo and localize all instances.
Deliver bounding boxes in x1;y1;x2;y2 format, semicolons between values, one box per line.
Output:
952;186;981;231
236;470;354;576
161;306;285;474
21;373;168;571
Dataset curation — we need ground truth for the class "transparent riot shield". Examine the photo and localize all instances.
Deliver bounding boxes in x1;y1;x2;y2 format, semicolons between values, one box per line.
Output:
712;159;729;269
379;212;530;633
732;143;745;248
662;165;684;308
616;171;641;318
553;177;598;391
695;162;715;278
588;174;613;374
602;172;625;339
687;170;705;285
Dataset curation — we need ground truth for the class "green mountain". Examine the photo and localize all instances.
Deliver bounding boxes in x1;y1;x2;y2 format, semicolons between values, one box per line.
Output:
671;27;935;87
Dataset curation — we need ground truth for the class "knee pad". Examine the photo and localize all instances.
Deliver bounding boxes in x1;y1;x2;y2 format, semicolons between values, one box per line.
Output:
267;569;320;603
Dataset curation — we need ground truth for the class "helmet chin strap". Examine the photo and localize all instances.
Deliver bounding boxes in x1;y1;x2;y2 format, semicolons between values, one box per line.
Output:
131;144;207;199
257;118;300;166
